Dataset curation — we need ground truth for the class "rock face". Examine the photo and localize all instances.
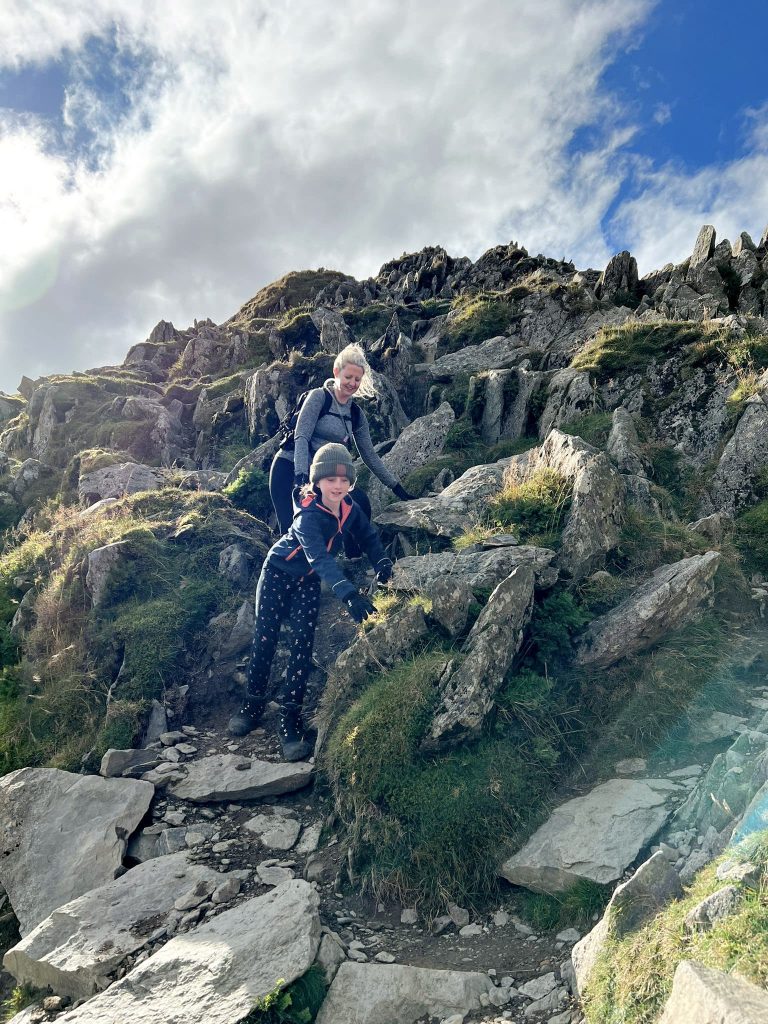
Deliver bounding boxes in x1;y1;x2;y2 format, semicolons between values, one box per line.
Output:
78;462;164;505
572;851;683;998
391;545;557;594
576;551;720;669
85;541;130;606
499;778;683;892
606;407;647;476
168;753;313;802
424;564;534;749
3;853;228;1000
315;962;495;1024
367;402;455;514
534;430;625;579
55;880;321;1024
595;250;638;303
0;769;153;935
707;381;768;514
658;960;768;1024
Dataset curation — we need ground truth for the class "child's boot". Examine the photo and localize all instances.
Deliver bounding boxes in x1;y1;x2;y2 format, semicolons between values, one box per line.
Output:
278;704;311;762
227;697;264;737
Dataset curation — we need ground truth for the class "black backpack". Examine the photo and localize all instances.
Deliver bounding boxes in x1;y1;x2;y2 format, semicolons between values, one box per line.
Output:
278;388;362;452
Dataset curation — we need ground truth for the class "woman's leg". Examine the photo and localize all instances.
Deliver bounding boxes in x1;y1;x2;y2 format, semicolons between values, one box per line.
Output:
269;454;296;535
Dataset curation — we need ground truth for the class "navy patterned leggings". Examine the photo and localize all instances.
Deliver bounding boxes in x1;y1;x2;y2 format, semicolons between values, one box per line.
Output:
246;562;321;711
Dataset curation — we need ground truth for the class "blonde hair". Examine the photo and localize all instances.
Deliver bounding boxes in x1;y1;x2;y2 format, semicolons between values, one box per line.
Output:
333;343;377;399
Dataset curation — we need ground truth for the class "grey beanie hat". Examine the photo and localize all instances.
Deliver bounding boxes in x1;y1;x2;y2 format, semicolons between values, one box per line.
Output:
309;443;357;484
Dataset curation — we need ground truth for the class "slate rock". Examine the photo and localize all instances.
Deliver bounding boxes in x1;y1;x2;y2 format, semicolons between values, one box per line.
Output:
55;881;321;1024
391;545;557;594
658;960;768;1023
0;769;153;935
169;754;313;802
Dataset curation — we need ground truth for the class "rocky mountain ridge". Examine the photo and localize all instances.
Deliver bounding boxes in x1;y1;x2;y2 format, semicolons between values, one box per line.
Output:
2;223;768;1023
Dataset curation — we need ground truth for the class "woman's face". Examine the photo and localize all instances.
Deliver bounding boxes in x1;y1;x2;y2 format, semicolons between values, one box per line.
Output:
333;362;364;399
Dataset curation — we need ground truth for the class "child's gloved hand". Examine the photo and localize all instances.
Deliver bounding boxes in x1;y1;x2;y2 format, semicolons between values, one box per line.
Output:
375;560;393;585
343;592;376;623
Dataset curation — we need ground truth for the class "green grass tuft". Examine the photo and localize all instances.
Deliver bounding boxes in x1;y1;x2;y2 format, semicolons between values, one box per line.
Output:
242;965;327;1023
484;467;571;545
572;322;709;382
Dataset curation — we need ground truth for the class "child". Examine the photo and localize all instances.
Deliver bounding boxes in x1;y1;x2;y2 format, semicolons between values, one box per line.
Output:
228;442;393;761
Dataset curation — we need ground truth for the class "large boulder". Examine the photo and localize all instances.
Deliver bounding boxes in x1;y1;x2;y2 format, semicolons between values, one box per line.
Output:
706;377;768;514
423;564;535;750
423;334;533;377
168;753;313;802
315;962;495;1024
689;225;717;270
571;851;683;998
499;777;684;893
576;551;720;669
3;853;230;1000
0;769;153;935
595;250;639;303
658;960;768;1024
367;402;454;514
78;462;165;505
535;430;625;579
85;541;130;607
391;544;558;594
55;880;321;1024
606;407;647;476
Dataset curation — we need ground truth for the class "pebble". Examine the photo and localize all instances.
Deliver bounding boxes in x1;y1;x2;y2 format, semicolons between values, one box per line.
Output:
375;951;396;963
459;923;483;937
400;908;418;925
555;928;581;943
447;902;470;928
175;743;198;756
160;731;187;746
493;910;510;927
347;948;368;962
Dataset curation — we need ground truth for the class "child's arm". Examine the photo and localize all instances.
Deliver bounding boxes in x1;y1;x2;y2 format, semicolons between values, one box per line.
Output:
292;510;357;601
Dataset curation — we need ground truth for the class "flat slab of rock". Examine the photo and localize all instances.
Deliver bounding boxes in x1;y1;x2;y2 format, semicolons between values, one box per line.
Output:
169;754;313;802
315;962;495;1024
99;747;161;778
500;778;682;893
659;959;768;1023
576;551;720;669
391;545;557;595
3;853;228;1001
78;462;165;505
0;768;153;935
56;880;321;1024
244;813;301;850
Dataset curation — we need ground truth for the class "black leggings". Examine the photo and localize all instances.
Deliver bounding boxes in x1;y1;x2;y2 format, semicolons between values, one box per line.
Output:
269;452;373;536
247;562;321;712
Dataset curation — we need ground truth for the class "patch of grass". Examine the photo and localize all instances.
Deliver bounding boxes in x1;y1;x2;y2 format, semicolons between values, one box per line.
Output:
735;499;768;575
324;649;559;909
559;412;612;448
2;983;42;1023
215;423;253;471
572;322;707;382
518;879;610;932
400;437;538;500
233;269;353;322
441;296;519;354
223;467;272;522
583;833;768;1024
610;509;709;575
484;466;572;546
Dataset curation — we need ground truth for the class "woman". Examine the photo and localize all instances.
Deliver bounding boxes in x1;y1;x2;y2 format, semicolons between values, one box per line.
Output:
269;343;413;535
229;442;393;761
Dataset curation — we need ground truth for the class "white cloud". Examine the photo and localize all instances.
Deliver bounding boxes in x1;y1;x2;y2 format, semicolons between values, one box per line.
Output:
0;0;697;393
653;102;671;125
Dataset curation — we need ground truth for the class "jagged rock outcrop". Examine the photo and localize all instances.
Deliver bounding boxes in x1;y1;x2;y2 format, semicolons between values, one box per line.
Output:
595;250;639;304
533;430;625;579
315;962;495;1024
54;880;321;1024
572;851;683;998
576;551;721;669
658;960;768;1024
3;853;232;1000
424;564;534;749
499;778;685;892
0;769;153;935
606;407;647;476
706;374;768;514
366;402;454;514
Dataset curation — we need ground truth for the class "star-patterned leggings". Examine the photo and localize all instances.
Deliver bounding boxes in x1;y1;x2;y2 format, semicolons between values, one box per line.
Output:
246;562;321;711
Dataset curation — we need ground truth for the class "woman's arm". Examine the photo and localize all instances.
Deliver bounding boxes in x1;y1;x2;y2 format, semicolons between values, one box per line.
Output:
292;388;328;478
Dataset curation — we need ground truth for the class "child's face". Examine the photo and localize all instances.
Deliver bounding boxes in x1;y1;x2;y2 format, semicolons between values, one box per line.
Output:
317;474;352;505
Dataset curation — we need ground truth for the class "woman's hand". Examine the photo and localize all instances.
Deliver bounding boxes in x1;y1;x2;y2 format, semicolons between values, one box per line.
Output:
392;483;414;502
294;473;309;487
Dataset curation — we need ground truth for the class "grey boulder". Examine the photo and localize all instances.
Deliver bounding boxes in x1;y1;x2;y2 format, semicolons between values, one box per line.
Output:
0;768;153;935
169;753;312;802
367;403;454;514
56;880;321;1024
659;960;768;1023
391;544;557;595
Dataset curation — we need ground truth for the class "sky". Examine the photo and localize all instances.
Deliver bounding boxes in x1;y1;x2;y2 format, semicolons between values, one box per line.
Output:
0;0;767;394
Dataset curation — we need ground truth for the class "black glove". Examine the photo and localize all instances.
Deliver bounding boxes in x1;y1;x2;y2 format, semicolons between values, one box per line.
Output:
294;473;309;487
375;560;393;585
392;483;414;501
343;592;376;624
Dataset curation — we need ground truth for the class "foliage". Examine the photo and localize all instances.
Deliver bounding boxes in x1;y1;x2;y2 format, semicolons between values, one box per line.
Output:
484;467;571;545
401;437;537;500
735;499;768;575
583;833;768;1024
2;984;41;1023
559;412;612;448
518;879;610;932
243;967;326;1024
223;467;272;521
571;321;708;382
441;296;519;354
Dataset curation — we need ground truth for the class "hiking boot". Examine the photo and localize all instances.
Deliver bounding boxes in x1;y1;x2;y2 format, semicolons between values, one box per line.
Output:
227;699;263;737
278;705;311;762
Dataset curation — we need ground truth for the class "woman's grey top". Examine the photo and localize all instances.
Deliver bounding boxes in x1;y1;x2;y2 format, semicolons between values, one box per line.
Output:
276;379;399;488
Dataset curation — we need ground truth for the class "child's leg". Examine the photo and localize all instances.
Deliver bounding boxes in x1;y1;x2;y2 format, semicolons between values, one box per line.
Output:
245;563;294;707
274;576;321;756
